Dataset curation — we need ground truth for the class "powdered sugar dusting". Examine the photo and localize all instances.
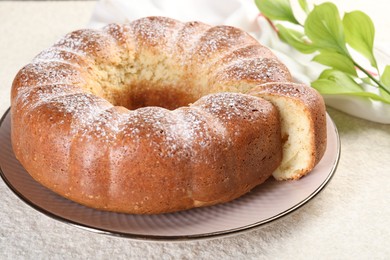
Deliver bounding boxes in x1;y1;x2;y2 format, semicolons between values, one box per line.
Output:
47;93;112;134
194;92;271;124
172;21;211;66
17;61;85;87
54;29;110;56
127;107;211;158
33;47;89;68
251;82;321;105
104;23;128;45
214;57;289;83
104;105;221;160
132;17;178;47
171;108;213;151
16;84;83;111
195;26;253;59
207;44;273;74
76;107;125;142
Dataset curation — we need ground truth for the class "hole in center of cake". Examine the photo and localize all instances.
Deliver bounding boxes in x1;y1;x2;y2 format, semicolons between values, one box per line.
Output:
85;61;201;110
92;82;199;110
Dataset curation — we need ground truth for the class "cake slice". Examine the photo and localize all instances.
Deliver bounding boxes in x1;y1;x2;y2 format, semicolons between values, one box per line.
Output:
247;82;327;180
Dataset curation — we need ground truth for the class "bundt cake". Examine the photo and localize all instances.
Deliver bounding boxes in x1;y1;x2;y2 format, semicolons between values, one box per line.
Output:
10;16;326;214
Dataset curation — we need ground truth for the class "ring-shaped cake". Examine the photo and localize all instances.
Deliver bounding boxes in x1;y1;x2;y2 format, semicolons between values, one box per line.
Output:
11;17;326;214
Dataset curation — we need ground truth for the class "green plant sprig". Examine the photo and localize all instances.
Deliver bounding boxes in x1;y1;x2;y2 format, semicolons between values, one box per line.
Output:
255;0;390;104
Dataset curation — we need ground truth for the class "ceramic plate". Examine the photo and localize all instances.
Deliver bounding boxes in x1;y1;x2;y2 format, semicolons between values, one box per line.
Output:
0;108;340;241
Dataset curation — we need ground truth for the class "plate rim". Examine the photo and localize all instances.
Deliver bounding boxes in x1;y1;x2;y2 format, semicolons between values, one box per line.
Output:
0;107;340;242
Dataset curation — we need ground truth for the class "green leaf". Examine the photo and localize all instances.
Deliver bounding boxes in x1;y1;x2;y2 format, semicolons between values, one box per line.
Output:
380;65;390;90
361;77;373;85
298;0;310;14
343;11;377;68
379;88;390;102
255;0;300;24
318;69;363;91
380;66;390;98
313;51;357;76
255;0;390;106
312;79;390;103
312;78;356;93
304;3;349;55
312;69;390;104
276;24;317;54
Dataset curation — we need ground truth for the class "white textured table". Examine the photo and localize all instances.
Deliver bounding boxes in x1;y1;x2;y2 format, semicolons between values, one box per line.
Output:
1;1;389;259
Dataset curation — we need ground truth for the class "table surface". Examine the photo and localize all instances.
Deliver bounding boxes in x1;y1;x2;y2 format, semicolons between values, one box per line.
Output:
0;1;389;259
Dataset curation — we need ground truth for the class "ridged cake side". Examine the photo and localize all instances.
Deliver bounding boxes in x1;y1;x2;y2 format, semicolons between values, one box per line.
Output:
10;17;295;214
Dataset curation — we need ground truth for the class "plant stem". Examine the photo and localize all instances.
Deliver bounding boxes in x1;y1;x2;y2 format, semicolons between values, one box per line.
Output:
353;61;390;96
260;10;390;98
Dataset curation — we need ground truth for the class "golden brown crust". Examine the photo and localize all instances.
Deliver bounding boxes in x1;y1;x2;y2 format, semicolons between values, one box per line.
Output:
10;16;325;214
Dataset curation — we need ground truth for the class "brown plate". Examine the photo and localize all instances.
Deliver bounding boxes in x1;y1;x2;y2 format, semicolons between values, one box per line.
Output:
0;108;340;241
